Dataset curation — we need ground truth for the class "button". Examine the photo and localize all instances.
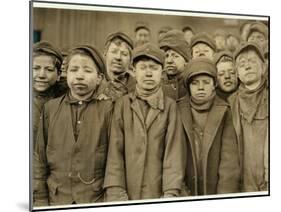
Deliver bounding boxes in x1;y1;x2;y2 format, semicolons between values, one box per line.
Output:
78;101;83;105
77;121;81;124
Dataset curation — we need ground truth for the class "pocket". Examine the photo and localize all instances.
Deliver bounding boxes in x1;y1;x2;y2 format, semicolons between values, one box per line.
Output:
95;144;108;170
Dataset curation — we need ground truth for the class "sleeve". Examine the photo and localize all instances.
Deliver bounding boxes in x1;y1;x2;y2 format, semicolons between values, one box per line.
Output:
217;108;241;194
33;105;50;206
162;101;187;197
103;99;128;201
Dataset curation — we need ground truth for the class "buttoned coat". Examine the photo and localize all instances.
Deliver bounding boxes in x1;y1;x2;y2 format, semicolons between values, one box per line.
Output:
33;94;113;206
104;92;186;200
177;95;241;195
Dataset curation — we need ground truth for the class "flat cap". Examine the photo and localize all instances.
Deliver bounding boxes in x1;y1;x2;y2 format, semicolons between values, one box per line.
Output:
68;45;106;76
182;25;195;33
158;29;190;61
184;57;217;85
135;22;150;32
214;50;234;65
105;31;134;49
234;41;265;62
246;21;268;40
33;41;63;63
158;26;173;35
190;32;216;51
132;42;165;65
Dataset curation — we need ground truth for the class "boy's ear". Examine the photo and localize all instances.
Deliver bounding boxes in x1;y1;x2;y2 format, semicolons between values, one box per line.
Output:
97;73;103;85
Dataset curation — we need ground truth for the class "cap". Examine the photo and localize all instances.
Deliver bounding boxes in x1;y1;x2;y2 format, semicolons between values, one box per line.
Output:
33;41;63;63
135;22;150;32
158;26;173;35
190;32;216;51
132;42;165;65
246;21;268;40
184;57;217;85
182;25;195;33
158;29;190;61
214;50;234;65
234;41;265;62
68;45;106;76
105;31;134;50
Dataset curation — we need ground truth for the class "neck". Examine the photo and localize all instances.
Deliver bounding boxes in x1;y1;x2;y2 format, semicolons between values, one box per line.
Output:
245;79;262;91
167;73;178;81
108;70;127;82
70;90;95;101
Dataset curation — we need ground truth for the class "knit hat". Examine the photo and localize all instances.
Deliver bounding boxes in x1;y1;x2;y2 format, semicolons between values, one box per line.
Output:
190;32;216;51
132;42;165;66
234;41;265;62
158;29;190;61
105;31;134;50
184;57;217;85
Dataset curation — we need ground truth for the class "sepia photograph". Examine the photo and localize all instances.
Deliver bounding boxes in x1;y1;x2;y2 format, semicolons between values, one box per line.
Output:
30;0;269;211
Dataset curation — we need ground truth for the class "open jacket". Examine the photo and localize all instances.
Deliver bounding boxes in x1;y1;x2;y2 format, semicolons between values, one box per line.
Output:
104;92;186;200
33;94;113;206
177;95;241;195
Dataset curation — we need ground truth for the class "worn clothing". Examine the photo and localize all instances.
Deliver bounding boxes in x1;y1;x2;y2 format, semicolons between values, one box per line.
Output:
161;73;187;101
104;92;186;200
98;72;136;101
177;95;241;195
228;79;268;192
33;93;113;206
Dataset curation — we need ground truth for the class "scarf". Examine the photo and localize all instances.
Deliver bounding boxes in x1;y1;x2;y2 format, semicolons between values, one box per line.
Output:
238;77;267;123
135;84;164;111
190;91;216;112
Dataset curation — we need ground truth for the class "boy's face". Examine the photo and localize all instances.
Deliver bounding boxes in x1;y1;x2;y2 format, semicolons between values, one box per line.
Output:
135;28;150;46
248;31;266;48
183;30;194;45
164;49;186;77
189;74;215;101
192;43;214;60
67;54;102;99
134;58;163;91
216;61;238;93
214;35;226;51
105;41;131;76
33;55;59;92
236;50;265;88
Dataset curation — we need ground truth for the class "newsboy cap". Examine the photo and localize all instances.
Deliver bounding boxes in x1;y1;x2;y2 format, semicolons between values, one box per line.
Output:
158;29;190;61
184;57;217;85
214;50;234;65
135;22;150;32
68;45;106;76
105;31;134;50
132;42;165;65
246;21;268;40
33;41;63;63
234;41;265;62
182;25;195;33
190;32;216;51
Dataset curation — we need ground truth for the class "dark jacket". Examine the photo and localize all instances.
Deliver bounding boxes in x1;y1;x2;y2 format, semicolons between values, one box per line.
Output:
104;92;186;200
177;95;241;195
33;94;113;206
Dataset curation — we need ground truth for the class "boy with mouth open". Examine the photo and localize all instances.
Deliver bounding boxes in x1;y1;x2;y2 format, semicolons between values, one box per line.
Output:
33;45;113;206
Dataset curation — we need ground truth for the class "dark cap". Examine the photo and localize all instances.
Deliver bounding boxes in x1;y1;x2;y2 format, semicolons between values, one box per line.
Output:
105;31;134;50
182;25;195;33
33;41;63;63
190;32;216;51
158;26;173;35
234;41;265;62
68;45;106;76
158;29;190;61
246;21;268;40
184;57;217;85
214;50;234;65
132;42;165;65
135;22;150;32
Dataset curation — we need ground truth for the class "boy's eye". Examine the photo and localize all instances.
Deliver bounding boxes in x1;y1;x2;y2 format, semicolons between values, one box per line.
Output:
85;69;93;73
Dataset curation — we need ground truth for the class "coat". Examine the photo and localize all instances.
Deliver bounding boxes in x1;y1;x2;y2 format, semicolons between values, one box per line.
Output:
104;92;186;200
177;95;241;195
33;94;113;206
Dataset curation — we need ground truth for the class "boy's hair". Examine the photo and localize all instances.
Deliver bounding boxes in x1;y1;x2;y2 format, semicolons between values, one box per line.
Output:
33;51;62;74
65;49;102;75
217;55;234;64
104;37;132;58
